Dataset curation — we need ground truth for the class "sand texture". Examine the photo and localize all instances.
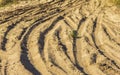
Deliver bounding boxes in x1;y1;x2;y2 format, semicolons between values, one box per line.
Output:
0;0;120;75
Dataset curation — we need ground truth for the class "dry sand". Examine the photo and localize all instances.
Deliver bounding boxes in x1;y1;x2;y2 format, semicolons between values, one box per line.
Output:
0;0;120;75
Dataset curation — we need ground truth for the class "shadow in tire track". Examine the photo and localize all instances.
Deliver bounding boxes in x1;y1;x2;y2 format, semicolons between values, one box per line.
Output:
21;38;41;75
73;17;88;75
20;16;54;75
92;18;120;69
19;14;60;75
1;19;22;51
56;30;74;64
0;6;36;24
38;16;64;56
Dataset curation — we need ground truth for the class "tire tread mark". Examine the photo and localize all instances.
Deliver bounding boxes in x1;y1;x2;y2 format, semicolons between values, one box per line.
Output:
50;58;67;74
77;17;86;31
63;20;73;29
19;12;57;41
73;17;88;75
92;18;120;69
18;28;27;40
20;36;41;75
56;30;74;64
0;7;35;24
38;16;64;54
20;14;56;75
103;27;120;69
1;19;22;51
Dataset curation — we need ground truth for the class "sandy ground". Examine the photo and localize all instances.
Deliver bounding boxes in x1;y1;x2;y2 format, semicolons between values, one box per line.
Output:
0;0;120;75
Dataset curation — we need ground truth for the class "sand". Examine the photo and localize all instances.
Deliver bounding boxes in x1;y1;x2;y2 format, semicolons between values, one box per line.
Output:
0;0;120;75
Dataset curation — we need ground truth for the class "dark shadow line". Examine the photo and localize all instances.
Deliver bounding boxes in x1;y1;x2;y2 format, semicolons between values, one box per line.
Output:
63;20;72;29
4;62;7;75
50;59;67;74
38;16;64;54
19;13;56;41
1;19;22;51
56;30;88;74
92;18;120;69
72;17;88;75
19;13;57;75
92;18;107;55
56;30;74;63
20;36;41;75
74;17;86;61
77;17;86;31
18;28;27;40
0;6;35;24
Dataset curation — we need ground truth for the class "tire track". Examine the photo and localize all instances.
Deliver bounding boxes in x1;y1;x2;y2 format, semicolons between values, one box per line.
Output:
1;19;22;51
38;16;64;56
20;34;41;75
43;23;84;75
0;0;120;75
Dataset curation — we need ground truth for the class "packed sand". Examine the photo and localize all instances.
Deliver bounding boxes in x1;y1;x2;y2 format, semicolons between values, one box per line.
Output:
0;0;120;75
